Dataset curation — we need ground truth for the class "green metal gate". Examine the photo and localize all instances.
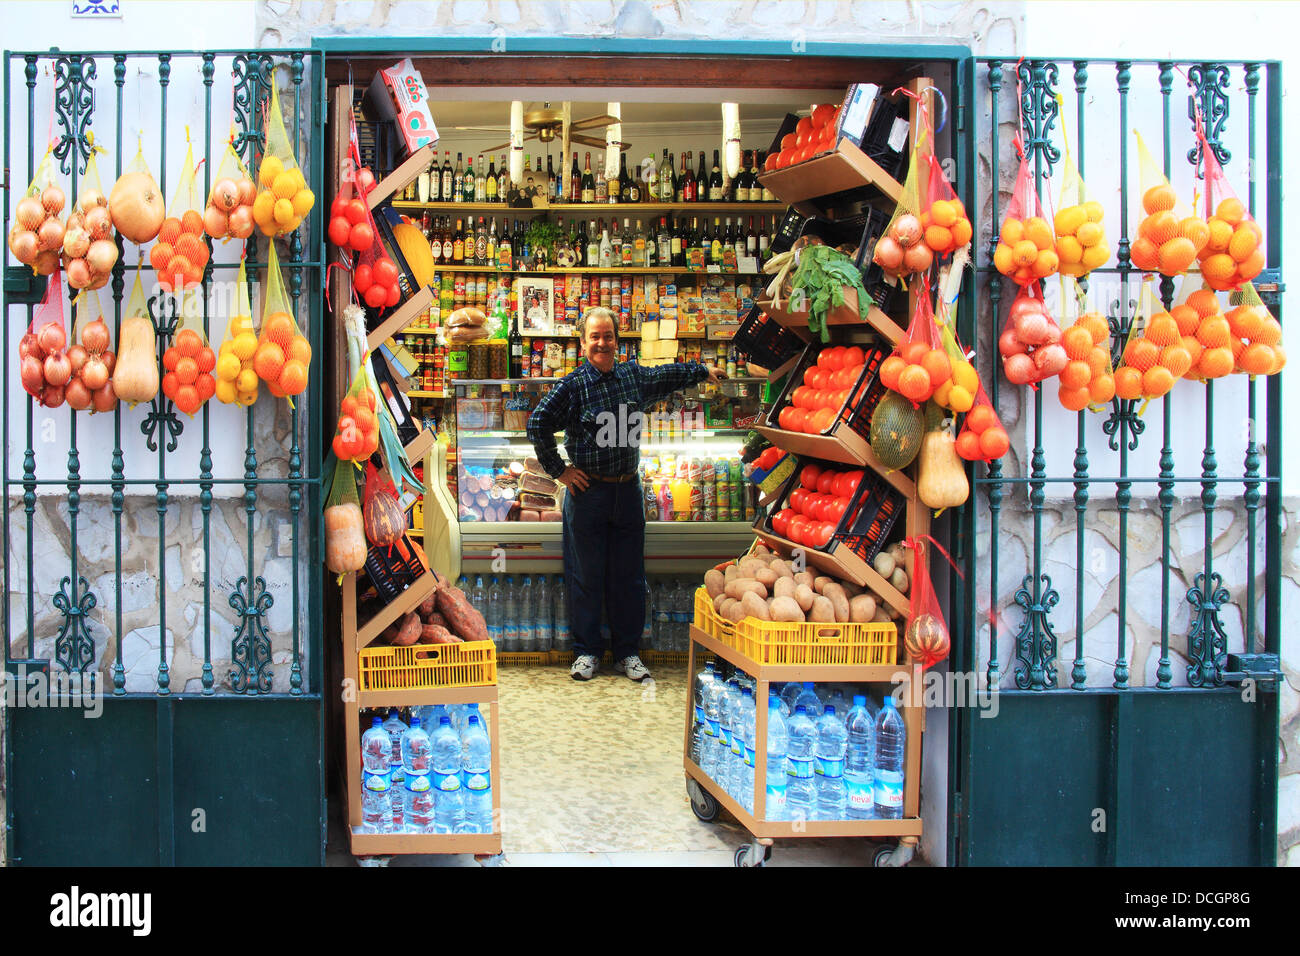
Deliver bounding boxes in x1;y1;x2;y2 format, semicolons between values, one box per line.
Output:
950;57;1283;865
3;48;326;865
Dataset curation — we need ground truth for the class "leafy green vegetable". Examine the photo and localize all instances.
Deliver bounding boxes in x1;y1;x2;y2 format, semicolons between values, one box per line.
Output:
789;244;869;343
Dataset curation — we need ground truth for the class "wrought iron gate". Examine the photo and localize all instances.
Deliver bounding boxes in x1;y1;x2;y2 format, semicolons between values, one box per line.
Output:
950;57;1283;865
3;48;326;865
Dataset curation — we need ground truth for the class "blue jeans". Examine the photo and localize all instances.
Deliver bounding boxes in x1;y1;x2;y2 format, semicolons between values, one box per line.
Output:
562;478;645;660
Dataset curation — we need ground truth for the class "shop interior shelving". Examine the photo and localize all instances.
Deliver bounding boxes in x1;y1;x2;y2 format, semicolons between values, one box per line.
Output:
333;83;502;859
392;200;788;216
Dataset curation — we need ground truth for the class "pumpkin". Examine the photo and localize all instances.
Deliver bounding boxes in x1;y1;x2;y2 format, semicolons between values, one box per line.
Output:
112;315;159;405
905;613;950;668
869;391;924;469
393;221;436;289
109;171;165;244
364;487;406;547
917;423;969;511
325;502;367;574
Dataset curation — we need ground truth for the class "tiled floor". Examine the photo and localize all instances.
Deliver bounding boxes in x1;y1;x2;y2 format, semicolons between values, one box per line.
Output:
329;662;896;867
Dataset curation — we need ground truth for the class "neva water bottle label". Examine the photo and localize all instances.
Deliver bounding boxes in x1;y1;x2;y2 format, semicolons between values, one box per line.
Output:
433;769;462;793
817;757;845;778
363;769;392;793
874;770;904;809
730;737;743;759
744;745;755;768
846;778;875;813
464;771;490;792
765;784;787;818
705;717;719;739
405;773;431;793
719;725;731;748
786;756;815;779
694;704;705;724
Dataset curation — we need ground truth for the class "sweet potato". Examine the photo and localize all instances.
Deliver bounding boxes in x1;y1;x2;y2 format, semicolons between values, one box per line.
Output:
704;569;726;598
435;585;488;642
769;596;805;623
725;578;767;601
419;623;462;645
418;591;439;618
740;591;770;621
391;611;422;646
809;595;836;623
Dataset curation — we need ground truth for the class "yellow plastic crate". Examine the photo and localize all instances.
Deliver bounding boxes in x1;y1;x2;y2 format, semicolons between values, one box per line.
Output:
358;641;497;691
732;618;898;666
693;586;737;641
497;651;549;667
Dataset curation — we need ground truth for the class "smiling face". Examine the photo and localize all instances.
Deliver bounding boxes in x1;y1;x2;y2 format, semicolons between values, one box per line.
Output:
581;310;618;373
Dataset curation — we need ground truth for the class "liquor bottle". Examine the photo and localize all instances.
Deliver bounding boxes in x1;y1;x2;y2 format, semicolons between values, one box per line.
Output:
441;151;454;204
616;154;630;204
581;152;595;204
462;155;476;203
453;218;465;263
595;154;608;203
761;160;775;202
523;153;532;180
633;219;648;267
747;151;762;202
429;220;442;265
746;215;758;259
657;216;673;266
709;150;724;202
453;153;465;203
609;219;623;265
641;219;654;267
498;154;509;201
621;218;634;267
697;151;709;202
475;217;488;265
485;155;498;203
628;160;641;204
427;158;440;203
570;152;582;203
669;216;684;267
599;227;613;268
586;219;600;266
499;219;513;270
660;149;675;203
710;217;724;264
487;217;498;265
682;152;695;203
508;312;524;378
546;155;557;202
475;154;487;203
689;216;703;262
641;155;655;204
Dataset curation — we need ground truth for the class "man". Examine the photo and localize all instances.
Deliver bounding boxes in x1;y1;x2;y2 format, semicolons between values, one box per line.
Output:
527;307;723;681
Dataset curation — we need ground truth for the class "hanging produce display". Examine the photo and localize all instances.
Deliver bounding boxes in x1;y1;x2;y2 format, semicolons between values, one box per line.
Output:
109;142;166;245
203;128;257;241
998;284;1066;386
872;100;932;281
1228;282;1286;377
8;146;65;276
901;536;956;669
253;245;312;400
19;265;70;407
954;387;1009;462
63;291;117;413
62;138;117;291
992;151;1058;286
161;303;218;417
916;403;969;513
150;138;210;292
113;264;160;407
214;257;260;406
1056;303;1118;411
1130;130;1208;278
879;280;952;405
1195;134;1265;291
324;456;367;579
252;69;315;237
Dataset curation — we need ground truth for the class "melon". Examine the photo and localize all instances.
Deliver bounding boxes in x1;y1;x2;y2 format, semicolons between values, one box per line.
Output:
905;613;950;668
393;221;436;289
869;391;924;469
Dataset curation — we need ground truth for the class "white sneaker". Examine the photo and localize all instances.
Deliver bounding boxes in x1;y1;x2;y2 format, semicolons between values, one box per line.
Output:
614;655;652;682
570;655;599;681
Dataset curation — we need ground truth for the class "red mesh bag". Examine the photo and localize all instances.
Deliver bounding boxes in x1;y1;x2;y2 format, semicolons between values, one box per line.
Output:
918;154;972;257
901;534;961;670
955;384;1009;463
992;154;1058;286
20;266;71;407
878;278;952;406
1197;126;1265;291
999;282;1065;388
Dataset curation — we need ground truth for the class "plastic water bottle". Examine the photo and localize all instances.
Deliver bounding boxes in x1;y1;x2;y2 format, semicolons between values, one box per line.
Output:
431;715;465;833
779;681;801;717
535;575;553;652
461;714;493;833
466;702;489;746
764;693;788;821
486;577;504;647
470;575;487;621
738;686;756;813
641;580;654;651
673;579;692;651
519;576;536;651
456;574;468;594
503;576;520;652
400;717;435;833
718;676;740;796
700;672;725;780
361;716;395;833
874;696;906;820
691;662;717;764
654;581;672;651
845;694;876;820
383;708;408;830
795;681;822;719
828;688;849;721
553;576;571;651
785;704;817;823
814;705;848;820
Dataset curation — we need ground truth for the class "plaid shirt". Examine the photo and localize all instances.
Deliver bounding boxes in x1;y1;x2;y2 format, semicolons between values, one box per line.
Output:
527;360;708;479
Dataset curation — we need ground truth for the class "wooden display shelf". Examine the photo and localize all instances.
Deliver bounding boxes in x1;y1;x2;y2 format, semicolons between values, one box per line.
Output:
367;285;435;351
689;624;904;684
393;200;787;215
353;568;440;652
350;829;503;856
367;144;439;209
757;137;902;214
406;390;447;399
758;291;906;346
753;423;915;498
419;264;762;277
748;530;909;617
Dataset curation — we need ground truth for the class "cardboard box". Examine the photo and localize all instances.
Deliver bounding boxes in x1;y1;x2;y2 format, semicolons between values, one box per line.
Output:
362;58;440;158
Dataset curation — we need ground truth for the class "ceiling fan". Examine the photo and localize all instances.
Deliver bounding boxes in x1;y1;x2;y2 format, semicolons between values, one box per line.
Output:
461;102;627;153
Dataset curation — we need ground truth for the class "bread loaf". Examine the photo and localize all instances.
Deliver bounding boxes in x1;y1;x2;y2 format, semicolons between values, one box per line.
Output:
446;324;488;344
446;306;487;328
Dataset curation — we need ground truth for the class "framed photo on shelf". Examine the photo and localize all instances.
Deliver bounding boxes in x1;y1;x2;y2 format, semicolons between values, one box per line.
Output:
515;277;555;335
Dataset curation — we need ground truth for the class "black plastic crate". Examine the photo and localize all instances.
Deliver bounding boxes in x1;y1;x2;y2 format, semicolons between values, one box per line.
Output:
732;304;806;377
364;533;428;603
755;454;904;564
861;92;909;180
763;340;892;446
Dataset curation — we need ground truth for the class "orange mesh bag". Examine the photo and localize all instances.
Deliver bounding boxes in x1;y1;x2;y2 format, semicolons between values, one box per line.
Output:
877;278;951;407
252;68;315;238
1227;281;1286;377
992;152;1058;286
161;289;217;417
150;135;209;292
1055;280;1116;411
901;535;961;670
930;295;980;415
1130;130;1207;277
19;265;70;407
214;256;260;407
332;354;381;465
1196;129;1265;291
955;384;1009;463
253;244;311;403
918;152;972;258
872;88;935;281
999;282;1065;388
1053;126;1110;279
1114;279;1187;406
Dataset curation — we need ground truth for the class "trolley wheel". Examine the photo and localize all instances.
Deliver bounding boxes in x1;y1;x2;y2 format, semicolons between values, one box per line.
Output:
687;778;720;822
873;844;898;867
734;843;771;867
355;855;392;868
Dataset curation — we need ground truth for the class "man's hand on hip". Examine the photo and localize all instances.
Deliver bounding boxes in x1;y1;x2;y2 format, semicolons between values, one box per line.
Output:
558;466;591;493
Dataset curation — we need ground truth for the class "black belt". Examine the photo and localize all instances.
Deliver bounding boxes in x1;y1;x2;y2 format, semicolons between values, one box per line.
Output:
587;473;638;483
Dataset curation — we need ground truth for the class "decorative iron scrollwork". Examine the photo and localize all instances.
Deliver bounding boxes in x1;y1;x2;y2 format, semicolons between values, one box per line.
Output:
1013;573;1060;690
53;576;97;674
230;575;274;694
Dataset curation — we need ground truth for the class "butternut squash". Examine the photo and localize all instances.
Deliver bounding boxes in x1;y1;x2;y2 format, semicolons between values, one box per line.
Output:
325;502;368;575
113;314;159;405
917;425;969;511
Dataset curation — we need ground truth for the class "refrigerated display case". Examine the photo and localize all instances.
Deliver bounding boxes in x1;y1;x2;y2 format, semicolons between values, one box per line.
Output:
422;374;770;579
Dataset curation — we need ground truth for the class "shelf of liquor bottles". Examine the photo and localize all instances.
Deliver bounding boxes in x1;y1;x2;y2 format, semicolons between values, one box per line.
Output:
393;201;787;216
411;264;765;276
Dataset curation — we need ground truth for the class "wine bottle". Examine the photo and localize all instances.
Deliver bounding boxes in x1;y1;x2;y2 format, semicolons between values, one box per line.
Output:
498;154;509;201
546;155;557;202
508;312;524;378
499;218;513;270
709;150;724;202
697;151;709;202
453;153;465;203
441;151;453;204
570;152;582;203
581;152;595;204
485;155;498;203
661;148;675;203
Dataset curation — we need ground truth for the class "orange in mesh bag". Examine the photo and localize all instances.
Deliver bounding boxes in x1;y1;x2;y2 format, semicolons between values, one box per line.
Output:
63;134;118;291
918;151;972;257
214;256;260;407
1114;279;1198;404
161;291;218;417
149;135;210;292
1227;282;1286;377
1130;130;1207;277
1053;151;1109;278
251;68;315;238
204;125;257;241
19;264;71;407
878;278;952;406
252;244;312;401
1195;125;1265;291
8;144;67;276
992;151;1058;286
1055;281;1116;411
332;357;381;464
